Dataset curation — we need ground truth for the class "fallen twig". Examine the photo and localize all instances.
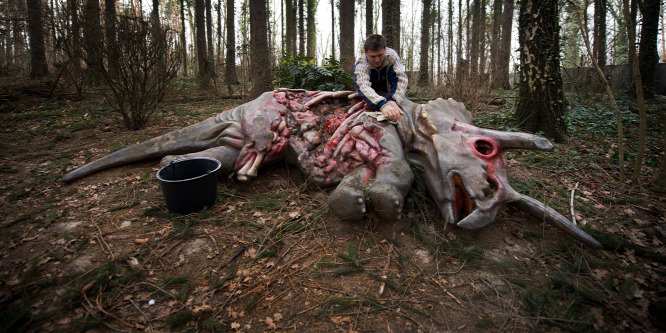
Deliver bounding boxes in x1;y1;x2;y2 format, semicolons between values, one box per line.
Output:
216;245;247;272
570;182;579;225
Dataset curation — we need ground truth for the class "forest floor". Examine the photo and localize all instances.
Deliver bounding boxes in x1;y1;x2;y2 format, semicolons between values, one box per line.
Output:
1;77;665;332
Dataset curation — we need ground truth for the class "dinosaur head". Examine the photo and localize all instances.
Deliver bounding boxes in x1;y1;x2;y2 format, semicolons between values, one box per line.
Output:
407;98;600;247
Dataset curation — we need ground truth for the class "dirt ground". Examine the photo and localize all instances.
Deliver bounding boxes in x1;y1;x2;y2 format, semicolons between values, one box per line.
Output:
1;80;665;332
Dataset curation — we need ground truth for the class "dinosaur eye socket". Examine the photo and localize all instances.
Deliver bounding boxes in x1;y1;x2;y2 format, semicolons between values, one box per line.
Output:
474;140;496;156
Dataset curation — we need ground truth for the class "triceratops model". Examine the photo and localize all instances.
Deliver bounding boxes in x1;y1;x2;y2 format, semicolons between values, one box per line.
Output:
63;89;601;248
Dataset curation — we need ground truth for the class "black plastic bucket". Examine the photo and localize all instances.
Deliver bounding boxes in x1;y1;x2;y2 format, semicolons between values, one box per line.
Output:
156;157;221;214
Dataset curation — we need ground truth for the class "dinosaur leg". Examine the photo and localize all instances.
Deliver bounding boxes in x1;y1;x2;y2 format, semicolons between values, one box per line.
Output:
160;145;240;175
367;128;414;221
327;167;373;221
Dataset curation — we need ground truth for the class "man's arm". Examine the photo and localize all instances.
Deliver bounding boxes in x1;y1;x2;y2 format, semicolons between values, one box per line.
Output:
385;48;408;105
354;58;388;110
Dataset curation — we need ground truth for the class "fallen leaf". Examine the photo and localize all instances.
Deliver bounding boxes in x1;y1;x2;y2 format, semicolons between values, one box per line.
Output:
265;317;276;329
274;313;283;321
230;322;240;329
56;318;72;325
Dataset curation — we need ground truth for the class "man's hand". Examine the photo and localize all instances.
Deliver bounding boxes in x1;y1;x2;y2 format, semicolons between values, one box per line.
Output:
380;101;404;122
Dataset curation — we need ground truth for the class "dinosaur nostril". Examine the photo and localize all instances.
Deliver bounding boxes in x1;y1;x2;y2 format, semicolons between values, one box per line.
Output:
484;177;498;197
474;140;495;156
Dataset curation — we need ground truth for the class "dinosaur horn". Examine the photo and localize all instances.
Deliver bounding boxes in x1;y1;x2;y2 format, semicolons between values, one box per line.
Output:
475;128;554;151
509;194;603;248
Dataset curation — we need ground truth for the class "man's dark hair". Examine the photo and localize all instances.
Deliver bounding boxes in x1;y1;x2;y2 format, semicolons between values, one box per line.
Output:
364;34;386;52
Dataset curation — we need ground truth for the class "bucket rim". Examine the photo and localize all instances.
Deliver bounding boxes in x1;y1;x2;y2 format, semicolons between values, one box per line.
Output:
156;157;222;183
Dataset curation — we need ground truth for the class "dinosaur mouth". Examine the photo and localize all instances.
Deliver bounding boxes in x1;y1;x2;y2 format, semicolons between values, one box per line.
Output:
452;173;474;223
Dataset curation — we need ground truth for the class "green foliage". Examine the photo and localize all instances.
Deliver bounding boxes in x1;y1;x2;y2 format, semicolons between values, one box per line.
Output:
273;56;354;91
317;245;366;276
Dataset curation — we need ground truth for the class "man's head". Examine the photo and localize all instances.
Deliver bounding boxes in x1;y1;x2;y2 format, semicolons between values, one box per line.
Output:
364;34;387;68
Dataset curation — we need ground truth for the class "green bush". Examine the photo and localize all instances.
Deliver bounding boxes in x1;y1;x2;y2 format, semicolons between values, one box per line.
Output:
272;56;354;91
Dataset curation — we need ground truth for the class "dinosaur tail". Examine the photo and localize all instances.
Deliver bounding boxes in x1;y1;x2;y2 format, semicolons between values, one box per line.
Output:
62;117;237;183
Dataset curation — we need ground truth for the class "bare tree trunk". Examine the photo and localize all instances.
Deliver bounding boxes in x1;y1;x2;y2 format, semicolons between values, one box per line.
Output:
195;0;210;86
593;0;607;71
366;0;373;37
490;0;502;87
286;0;296;56
469;0;480;79
382;0;400;54
456;0;463;81
106;0;120;77
498;0;514;89
478;0;487;79
250;0;271;97
83;0;103;71
306;0;315;57
448;0;453;75
622;0;647;183
437;0;441;85
515;0;567;142
217;1;223;68
339;0;354;73
180;0;188;75
330;0;335;58
26;0;48;77
70;0;82;78
206;0;215;74
298;0;304;56
661;4;666;63
430;2;435;83
637;0;660;99
225;0;238;83
419;0;431;85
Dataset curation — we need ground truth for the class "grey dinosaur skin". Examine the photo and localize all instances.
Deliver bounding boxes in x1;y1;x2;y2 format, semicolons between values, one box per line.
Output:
62;89;602;248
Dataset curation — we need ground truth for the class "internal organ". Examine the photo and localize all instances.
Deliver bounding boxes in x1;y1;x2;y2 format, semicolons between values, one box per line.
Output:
251;89;389;187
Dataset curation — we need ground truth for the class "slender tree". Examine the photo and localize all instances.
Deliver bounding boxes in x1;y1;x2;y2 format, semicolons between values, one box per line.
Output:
306;0;316;57
216;1;223;67
105;0;120;77
83;0;103;72
286;0;296;56
637;0;661;98
661;4;666;63
206;0;215;73
478;0;486;78
515;0;567;142
330;0;335;58
298;0;304;56
382;0;400;54
26;0;48;77
448;0;453;75
562;0;583;68
249;0;271;97
456;0;463;80
497;0;513;89
418;0;432;85
225;0;238;83
70;0;82;76
339;0;354;73
366;0;373;37
490;0;502;87
593;0;607;71
179;0;187;75
195;0;210;85
469;0;480;79
623;0;647;183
